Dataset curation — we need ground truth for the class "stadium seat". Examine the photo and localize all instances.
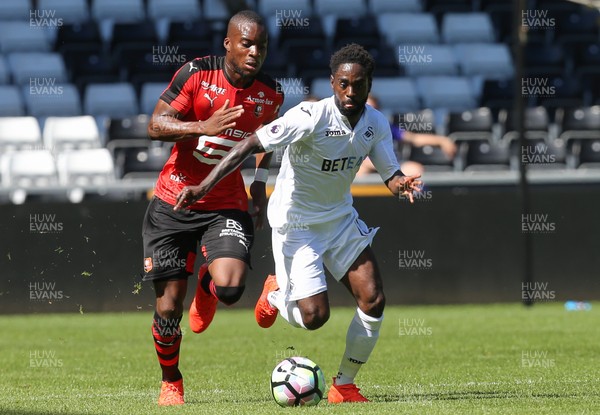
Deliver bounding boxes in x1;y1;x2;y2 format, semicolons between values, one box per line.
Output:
0;22;52;53
369;0;422;13
107;115;151;142
2;149;58;187
56;22;103;50
0;55;10;84
56;148;116;186
110;21;159;51
23;83;82;118
575;139;600;169
43;116;101;153
446;107;495;143
7;52;68;86
416;76;477;112
554;6;600;46
106;114;152;156
536;75;583;114
371;77;420;114
573;42;600;79
0;116;43;152
202;0;229;21
500;107;551;142
167;20;212;45
524;41;565;77
480;78;514;115
274;15;327;52
114;145;170;180
37;0;89;24
400;44;459;76
148;0;201;22
84;83;139;118
408;144;455;171
91;0;144;23
287;42;331;81
314;0;367;18
454;43;513;80
557;106;600;142
0;85;25;116
441;13;495;44
0;0;31;20
140;82;168;115
333;16;381;50
377;13;439;46
462;139;510;171
508;137;568;170
484;3;512;43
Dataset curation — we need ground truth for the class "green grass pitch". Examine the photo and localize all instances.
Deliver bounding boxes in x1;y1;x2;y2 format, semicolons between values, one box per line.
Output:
1;303;599;414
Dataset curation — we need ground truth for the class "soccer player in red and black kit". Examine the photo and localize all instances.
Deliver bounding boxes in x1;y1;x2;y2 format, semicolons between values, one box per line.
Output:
143;10;282;406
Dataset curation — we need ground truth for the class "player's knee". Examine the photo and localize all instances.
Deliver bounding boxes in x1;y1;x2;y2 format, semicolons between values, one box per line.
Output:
301;307;330;330
156;303;184;319
359;292;385;318
215;285;245;305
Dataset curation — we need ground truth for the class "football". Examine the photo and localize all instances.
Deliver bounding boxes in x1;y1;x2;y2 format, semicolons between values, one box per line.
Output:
270;356;326;406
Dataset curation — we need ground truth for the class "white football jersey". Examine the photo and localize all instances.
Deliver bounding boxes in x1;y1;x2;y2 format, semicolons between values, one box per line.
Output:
256;96;400;228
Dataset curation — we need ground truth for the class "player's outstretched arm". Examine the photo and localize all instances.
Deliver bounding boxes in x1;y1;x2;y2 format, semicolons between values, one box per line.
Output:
147;99;244;143
385;170;423;204
174;133;265;210
250;151;273;230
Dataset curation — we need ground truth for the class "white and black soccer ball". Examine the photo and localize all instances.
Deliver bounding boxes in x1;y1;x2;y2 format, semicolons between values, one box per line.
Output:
271;356;326;406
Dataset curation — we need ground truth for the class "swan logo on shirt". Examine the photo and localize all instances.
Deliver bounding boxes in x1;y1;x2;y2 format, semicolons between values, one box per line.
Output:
363;126;374;141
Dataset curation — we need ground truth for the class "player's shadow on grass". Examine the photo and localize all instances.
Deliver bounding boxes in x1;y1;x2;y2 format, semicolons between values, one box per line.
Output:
374;390;580;403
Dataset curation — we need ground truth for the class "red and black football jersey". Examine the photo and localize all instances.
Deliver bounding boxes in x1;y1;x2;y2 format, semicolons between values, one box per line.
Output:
154;56;283;211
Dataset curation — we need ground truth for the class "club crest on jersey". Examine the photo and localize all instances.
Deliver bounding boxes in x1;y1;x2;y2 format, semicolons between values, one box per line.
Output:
144;257;153;273
363;126;374;141
254;104;263;118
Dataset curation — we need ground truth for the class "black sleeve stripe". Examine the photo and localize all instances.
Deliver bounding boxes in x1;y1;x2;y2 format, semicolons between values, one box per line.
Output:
160;56;223;107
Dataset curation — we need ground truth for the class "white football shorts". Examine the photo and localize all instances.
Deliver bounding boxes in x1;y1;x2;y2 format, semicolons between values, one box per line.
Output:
271;209;379;301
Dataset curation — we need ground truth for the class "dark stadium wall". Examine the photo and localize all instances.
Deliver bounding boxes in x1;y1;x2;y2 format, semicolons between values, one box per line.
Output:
1;184;600;314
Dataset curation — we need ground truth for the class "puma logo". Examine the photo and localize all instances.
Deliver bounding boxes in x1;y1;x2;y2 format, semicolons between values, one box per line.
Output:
204;93;217;107
300;107;311;116
188;62;199;72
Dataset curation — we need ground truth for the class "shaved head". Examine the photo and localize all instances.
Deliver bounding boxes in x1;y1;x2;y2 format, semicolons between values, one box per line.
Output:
227;10;265;37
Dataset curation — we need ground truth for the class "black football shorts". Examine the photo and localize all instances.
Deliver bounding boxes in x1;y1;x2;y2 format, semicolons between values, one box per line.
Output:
142;197;254;281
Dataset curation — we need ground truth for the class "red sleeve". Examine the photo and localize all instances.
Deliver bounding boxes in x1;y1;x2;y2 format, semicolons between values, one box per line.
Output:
160;61;199;116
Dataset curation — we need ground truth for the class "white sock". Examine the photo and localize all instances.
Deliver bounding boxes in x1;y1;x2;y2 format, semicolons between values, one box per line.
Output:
335;308;383;385
267;291;306;329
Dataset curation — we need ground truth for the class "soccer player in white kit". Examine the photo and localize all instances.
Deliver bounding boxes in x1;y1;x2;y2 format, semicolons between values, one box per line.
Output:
174;44;422;403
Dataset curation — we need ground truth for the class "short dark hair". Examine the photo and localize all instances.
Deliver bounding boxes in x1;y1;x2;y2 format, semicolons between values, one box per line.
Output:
329;43;375;79
229;10;265;28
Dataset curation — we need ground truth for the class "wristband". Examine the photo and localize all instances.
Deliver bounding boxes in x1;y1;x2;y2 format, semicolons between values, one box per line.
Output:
254;168;269;183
